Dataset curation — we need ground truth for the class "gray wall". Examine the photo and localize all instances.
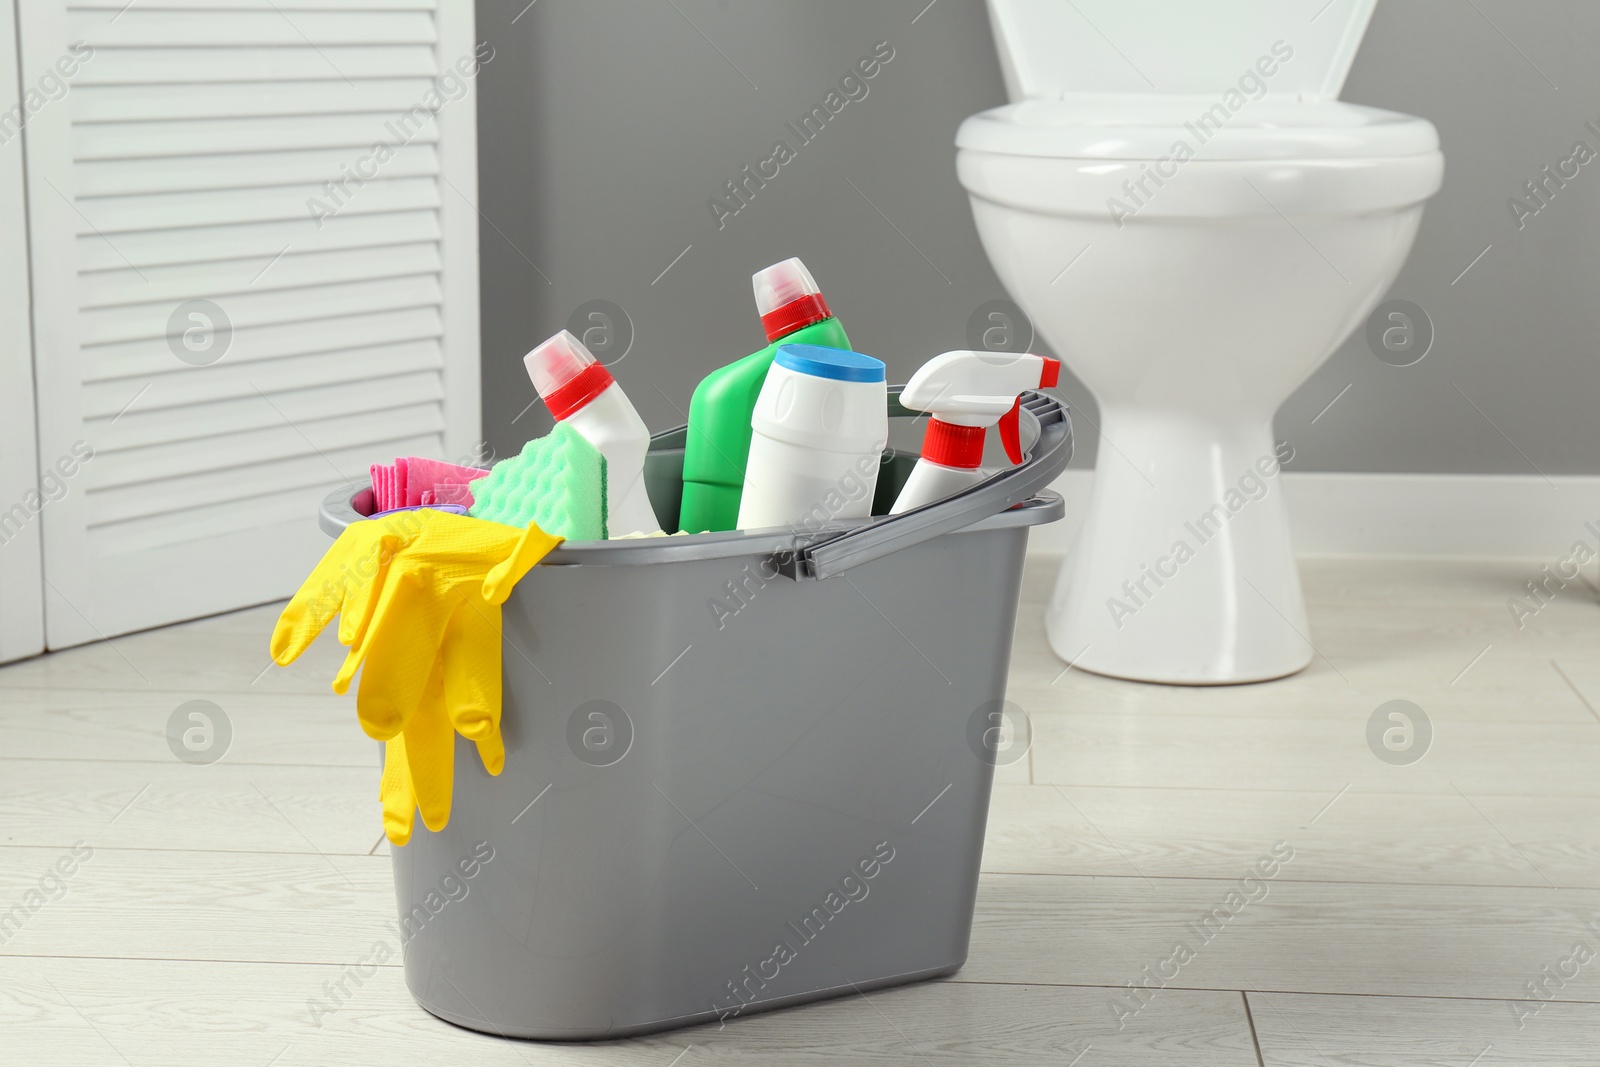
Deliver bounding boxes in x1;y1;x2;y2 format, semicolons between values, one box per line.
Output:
475;0;1600;476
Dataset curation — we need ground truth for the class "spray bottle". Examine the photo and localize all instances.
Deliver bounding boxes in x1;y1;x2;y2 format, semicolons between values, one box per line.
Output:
889;350;1060;514
524;330;663;536
678;258;850;533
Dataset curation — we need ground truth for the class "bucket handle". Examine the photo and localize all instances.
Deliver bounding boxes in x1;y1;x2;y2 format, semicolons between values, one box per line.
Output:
775;388;1072;580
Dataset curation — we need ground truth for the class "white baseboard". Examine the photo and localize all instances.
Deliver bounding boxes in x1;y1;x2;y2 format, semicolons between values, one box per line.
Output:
1031;471;1600;565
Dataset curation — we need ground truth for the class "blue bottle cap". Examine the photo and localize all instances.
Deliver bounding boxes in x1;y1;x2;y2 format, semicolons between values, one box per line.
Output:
774;343;886;384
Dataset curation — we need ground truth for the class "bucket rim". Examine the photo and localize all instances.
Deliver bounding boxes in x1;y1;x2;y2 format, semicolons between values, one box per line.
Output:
320;387;1071;576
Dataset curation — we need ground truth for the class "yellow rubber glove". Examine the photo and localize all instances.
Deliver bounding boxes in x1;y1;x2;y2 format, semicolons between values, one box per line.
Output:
380;653;454;846
380;608;511;845
271;510;561;844
271;510;559;734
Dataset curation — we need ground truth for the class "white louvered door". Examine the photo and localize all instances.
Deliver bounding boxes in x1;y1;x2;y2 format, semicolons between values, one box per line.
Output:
17;0;482;647
0;0;46;663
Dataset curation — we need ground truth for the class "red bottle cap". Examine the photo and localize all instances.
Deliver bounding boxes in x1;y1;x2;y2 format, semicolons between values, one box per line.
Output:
524;330;615;420
753;257;832;341
922;418;987;470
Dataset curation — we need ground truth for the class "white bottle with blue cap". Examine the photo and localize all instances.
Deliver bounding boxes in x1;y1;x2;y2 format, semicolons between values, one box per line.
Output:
737;343;888;531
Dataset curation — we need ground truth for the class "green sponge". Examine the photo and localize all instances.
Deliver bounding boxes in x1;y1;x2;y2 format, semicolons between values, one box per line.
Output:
468;423;608;540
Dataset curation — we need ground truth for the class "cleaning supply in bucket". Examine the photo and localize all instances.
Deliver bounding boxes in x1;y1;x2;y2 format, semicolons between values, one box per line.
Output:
524;330;660;537
467;423;608;540
368;457;492;512
678;258;850;533
369;462;397;512
736;343;887;531
402;456;492;508
890;350;1061;514
271;510;562;844
422;483;473;507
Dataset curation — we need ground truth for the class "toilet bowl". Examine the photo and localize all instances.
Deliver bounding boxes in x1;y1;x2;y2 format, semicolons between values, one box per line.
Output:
958;0;1443;684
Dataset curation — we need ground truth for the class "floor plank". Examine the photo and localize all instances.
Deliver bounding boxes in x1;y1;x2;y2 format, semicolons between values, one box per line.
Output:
0;687;367;766
1552;658;1600;724
983;783;1600;888
1026;710;1600;796
21;850;1597;1004
964;873;1600;1002
0;955;1260;1066
0;603;342;696
0;760;378;854
1249;990;1600;1067
0;847;390;964
1296;556;1599;609
1008;622;1599;724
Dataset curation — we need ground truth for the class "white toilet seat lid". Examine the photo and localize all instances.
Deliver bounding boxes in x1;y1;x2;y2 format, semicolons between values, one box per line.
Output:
957;95;1439;161
985;0;1378;101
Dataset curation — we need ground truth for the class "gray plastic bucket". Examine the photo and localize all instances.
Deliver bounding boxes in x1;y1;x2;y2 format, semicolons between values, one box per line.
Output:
318;388;1070;1039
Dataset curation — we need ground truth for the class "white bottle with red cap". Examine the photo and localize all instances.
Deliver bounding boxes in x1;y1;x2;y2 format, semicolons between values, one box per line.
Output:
889;350;1060;514
524;330;662;536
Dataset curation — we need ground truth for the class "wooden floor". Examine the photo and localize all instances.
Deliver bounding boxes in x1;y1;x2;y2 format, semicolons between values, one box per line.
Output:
3;556;1599;1064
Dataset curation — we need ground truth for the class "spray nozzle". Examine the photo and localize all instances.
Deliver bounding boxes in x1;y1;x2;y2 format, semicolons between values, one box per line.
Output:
901;350;1060;467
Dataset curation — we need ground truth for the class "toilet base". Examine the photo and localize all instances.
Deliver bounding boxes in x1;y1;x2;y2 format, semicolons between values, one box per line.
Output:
1045;415;1314;686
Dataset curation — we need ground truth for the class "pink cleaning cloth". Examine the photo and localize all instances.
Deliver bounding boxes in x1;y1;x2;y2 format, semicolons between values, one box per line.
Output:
424;482;476;507
369;463;396;512
394;457;411;509
400;457;491;508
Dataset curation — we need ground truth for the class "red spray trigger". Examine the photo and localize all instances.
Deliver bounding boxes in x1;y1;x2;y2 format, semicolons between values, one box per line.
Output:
998;397;1023;465
1039;356;1061;388
997;357;1059;463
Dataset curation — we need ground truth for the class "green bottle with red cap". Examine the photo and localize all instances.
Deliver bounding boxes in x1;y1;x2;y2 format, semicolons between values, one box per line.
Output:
678;257;850;533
